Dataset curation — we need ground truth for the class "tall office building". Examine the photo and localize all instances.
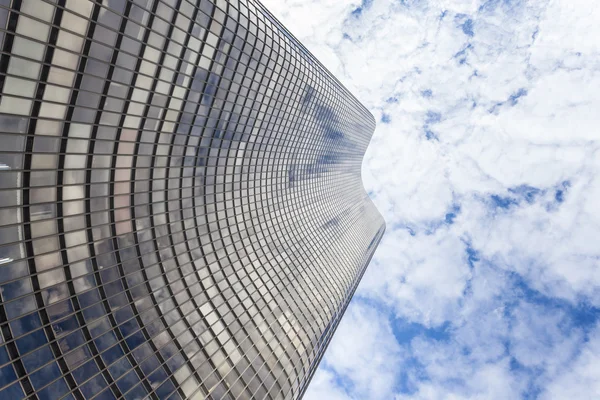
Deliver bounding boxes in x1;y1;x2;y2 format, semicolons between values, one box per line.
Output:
0;0;384;399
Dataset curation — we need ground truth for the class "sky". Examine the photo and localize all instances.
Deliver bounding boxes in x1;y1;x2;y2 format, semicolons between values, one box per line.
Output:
261;0;600;399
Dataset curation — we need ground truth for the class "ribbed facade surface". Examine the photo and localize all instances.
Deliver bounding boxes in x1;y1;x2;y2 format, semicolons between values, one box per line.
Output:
0;0;385;399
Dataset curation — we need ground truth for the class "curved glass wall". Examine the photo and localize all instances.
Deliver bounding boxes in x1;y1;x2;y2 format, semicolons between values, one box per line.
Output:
0;0;385;399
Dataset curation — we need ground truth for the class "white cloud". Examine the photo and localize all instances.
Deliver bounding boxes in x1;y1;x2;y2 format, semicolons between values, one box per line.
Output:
509;302;583;374
303;369;354;400
305;302;403;400
395;357;525;400
460;174;600;304
360;226;471;327
540;324;600;400
393;292;586;399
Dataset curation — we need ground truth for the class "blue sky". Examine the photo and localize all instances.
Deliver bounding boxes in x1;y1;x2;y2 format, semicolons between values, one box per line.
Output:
262;0;600;398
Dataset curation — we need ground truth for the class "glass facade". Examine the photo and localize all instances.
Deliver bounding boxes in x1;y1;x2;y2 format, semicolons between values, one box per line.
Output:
0;0;385;399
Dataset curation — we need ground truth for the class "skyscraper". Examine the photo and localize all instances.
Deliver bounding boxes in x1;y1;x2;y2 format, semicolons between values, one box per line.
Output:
0;0;385;399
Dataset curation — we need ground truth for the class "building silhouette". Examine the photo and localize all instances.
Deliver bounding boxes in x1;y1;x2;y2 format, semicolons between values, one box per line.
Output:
0;0;384;399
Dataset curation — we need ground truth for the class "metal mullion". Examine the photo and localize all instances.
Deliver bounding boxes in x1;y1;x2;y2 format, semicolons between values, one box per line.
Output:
0;163;361;202
0;1;38;397
57;0;136;396
245;232;320;368
170;2;236;394
20;0;85;398
129;0;211;395
231;310;289;399
185;5;253;398
234;322;293;400
0;66;305;134
0;159;342;175
271;262;340;385
234;251;305;395
1;182;291;247
185;3;259;394
279;194;369;311
54;256;255;400
225;151;288;398
238;44;311;389
0;188;349;305
1;196;204;253
168;305;267;400
233;311;300;400
85;231;308;400
73;2;162;399
114;311;213;400
187;266;287;398
1;160;359;198
126;264;303;400
298;202;375;309
18;267;213;400
2;0;288;104
242;83;328;348
0;108;347;155
0;0;213;85
118;231;325;397
186;287;310;400
199;9;269;397
172;285;297;399
88;252;219;400
161;0;213;397
249;0;350;104
323;200;375;281
77;1;149;398
134;283;276;398
303;204;368;317
0;143;361;165
0;290;37;398
0;36;298;128
208;0;261;335
140;0;212;397
0;198;237;280
93;0;182;398
4;240;264;378
2;170;356;266
280;119;358;233
197;39;263;400
227;30;305;394
0;0;19;97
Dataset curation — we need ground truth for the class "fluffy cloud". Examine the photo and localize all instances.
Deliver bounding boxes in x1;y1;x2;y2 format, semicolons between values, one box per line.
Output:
261;0;600;398
360;226;471;327
305;302;403;400
540;324;600;399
